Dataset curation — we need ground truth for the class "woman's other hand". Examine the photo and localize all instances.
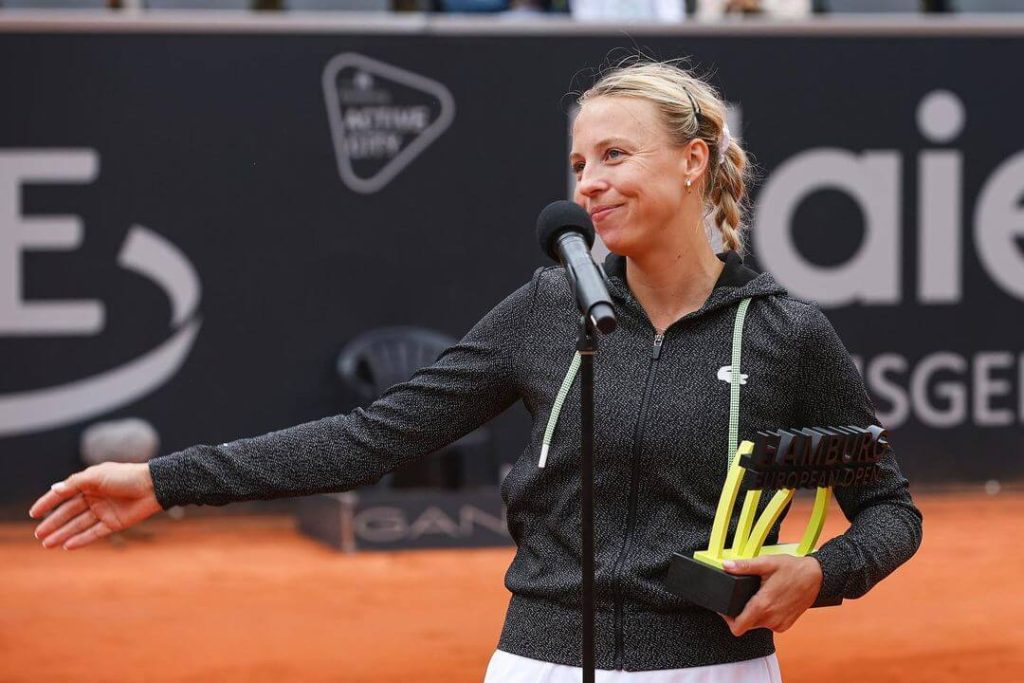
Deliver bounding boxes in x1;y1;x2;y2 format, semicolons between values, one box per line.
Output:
28;462;164;551
717;555;823;635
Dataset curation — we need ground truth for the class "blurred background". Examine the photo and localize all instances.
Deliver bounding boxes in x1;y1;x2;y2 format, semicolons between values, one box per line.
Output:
1;3;1022;682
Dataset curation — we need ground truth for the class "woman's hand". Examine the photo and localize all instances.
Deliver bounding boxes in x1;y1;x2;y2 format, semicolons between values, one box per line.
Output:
28;462;164;551
717;555;823;636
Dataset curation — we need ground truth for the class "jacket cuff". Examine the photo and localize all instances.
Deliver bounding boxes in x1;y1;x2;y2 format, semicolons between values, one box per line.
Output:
148;448;201;510
809;541;849;604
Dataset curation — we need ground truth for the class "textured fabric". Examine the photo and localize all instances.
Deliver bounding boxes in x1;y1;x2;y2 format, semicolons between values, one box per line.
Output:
148;250;923;671
483;648;782;683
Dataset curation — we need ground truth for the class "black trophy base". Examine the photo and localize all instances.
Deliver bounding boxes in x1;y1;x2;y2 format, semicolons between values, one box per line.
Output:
666;553;844;617
666;553;759;617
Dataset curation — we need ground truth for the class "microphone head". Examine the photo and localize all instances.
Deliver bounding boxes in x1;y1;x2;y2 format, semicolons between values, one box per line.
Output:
536;200;595;262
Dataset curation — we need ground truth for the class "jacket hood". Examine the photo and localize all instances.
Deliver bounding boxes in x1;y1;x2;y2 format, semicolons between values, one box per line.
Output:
601;250;788;323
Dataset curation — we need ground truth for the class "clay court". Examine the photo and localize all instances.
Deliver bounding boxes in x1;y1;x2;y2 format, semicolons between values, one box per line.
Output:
2;489;1021;682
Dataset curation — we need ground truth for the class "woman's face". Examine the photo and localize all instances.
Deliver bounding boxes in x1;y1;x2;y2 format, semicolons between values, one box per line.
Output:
571;95;698;257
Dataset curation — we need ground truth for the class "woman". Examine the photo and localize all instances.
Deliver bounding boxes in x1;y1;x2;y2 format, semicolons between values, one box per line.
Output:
29;60;922;682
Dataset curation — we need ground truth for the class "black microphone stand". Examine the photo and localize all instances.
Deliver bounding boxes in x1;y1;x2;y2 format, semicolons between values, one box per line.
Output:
578;313;598;683
535;199;615;681
571;284;615;683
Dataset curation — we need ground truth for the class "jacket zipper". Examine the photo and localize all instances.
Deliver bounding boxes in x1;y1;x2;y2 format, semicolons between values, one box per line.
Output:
611;331;664;669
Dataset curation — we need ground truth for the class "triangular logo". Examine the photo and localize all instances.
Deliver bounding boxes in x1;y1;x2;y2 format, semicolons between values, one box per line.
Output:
322;53;456;194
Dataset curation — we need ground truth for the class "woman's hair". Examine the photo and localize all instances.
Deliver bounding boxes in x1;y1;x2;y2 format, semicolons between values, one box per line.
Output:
577;58;753;254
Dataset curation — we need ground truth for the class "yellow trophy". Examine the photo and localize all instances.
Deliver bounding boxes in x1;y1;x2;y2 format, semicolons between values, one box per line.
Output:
665;425;889;617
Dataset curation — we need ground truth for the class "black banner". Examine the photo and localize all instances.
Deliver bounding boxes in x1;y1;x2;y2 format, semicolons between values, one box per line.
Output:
2;21;1022;504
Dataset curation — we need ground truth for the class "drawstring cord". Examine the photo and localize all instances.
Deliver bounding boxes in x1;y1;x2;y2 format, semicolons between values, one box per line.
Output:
728;298;752;468
538;351;581;468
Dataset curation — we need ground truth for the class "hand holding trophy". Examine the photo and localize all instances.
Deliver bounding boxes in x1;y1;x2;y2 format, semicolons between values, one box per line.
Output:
665;425;888;618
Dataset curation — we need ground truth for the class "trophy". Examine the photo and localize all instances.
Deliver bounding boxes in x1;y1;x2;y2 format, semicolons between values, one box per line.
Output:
665;425;889;617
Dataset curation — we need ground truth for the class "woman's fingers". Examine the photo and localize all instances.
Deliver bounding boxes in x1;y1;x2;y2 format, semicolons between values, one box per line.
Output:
34;493;88;541
40;509;97;549
29;464;161;549
63;519;114;551
28;480;81;520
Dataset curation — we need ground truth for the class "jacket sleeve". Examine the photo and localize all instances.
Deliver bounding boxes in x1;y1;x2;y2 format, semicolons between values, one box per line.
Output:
147;271;541;509
794;304;924;603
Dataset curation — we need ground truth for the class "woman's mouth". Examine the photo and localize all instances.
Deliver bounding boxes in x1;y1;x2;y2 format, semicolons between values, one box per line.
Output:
590;205;621;222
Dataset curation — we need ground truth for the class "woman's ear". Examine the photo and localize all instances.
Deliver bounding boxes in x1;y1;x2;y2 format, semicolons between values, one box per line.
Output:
681;138;710;188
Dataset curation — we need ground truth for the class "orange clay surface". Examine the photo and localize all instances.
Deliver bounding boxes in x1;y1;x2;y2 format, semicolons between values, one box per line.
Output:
1;491;1022;682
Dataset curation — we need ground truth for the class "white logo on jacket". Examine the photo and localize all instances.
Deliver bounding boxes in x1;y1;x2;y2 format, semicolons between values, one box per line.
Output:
717;365;748;385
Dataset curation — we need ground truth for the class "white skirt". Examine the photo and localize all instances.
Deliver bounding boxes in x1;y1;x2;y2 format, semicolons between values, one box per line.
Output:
483;649;783;683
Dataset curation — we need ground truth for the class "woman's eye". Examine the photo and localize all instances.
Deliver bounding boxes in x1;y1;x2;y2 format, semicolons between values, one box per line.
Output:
606;148;624;161
572;162;585;174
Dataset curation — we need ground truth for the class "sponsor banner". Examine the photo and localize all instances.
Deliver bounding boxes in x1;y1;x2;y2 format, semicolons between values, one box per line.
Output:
1;26;1022;503
296;488;511;551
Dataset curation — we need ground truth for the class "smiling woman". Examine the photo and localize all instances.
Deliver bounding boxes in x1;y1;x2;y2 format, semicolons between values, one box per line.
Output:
28;57;921;683
569;61;753;333
572;61;748;246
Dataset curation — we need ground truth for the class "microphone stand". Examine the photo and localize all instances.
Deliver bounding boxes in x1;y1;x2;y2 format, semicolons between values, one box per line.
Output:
578;313;597;683
537;200;615;680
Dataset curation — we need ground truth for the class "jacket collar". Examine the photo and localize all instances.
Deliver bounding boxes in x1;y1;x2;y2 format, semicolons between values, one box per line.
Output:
600;249;787;324
603;250;762;289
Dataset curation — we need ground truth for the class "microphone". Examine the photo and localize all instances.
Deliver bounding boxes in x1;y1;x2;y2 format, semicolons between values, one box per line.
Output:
536;200;617;335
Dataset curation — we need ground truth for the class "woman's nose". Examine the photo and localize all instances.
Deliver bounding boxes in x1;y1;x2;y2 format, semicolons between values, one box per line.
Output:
575;168;607;197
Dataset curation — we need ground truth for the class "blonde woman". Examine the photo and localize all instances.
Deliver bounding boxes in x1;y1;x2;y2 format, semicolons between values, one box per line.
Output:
30;59;922;682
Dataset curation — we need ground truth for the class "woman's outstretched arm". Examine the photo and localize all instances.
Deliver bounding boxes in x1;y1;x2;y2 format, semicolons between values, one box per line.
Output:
30;271;541;548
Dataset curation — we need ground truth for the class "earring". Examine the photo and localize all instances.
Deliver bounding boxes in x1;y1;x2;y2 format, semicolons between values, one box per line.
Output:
685;178;693;193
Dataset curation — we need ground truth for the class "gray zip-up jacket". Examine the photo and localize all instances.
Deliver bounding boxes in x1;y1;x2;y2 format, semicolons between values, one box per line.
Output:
148;251;923;671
